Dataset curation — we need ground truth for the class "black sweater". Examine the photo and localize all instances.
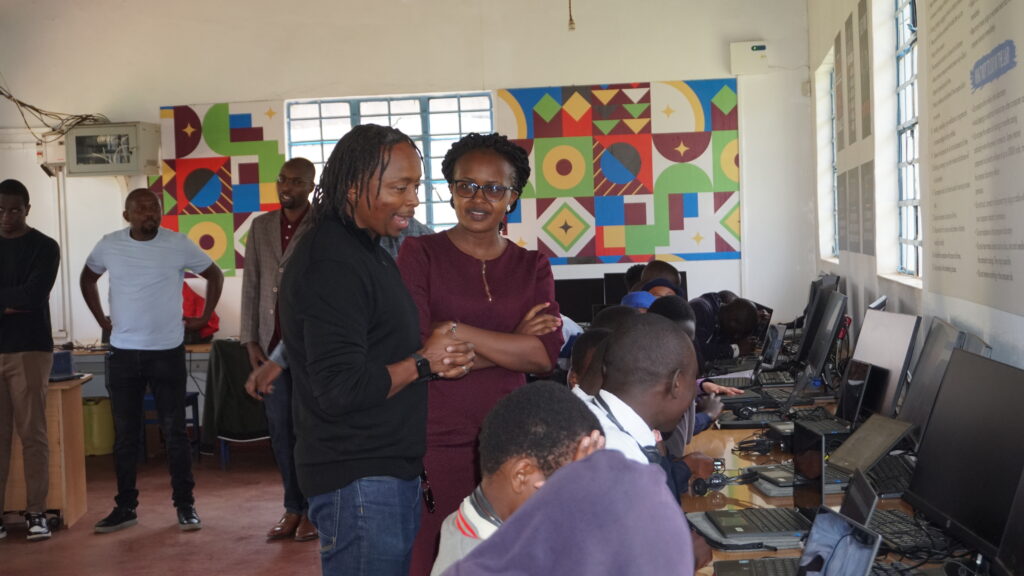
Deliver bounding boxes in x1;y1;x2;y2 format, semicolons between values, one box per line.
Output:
280;214;426;498
0;228;60;353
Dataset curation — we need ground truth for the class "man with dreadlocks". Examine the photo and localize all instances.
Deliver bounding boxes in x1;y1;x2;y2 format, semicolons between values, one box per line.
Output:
279;125;475;576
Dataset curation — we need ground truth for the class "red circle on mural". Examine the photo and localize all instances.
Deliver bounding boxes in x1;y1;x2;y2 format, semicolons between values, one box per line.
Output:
556;159;573;176
200;235;215;250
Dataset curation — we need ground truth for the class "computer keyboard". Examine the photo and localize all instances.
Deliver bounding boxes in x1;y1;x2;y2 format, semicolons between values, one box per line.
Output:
871;561;928;575
869;509;950;552
763;388;795;404
759;371;796;386
710;376;759;390
869;453;915;497
744;508;806;533
771;462;849;485
752;557;800;576
789;406;834;422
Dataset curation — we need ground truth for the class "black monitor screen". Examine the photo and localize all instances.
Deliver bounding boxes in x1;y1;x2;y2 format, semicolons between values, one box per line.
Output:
897;318;964;443
797;283;840;363
839;469;879;526
554;278;605;324
603;272;629;306
805;292;847;377
836;360;886;425
905;350;1024;558
793;422;825;518
994;472;1024;576
850;310;920;418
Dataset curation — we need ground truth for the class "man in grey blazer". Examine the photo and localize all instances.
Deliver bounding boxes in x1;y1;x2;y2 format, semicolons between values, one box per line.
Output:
240;157;317;542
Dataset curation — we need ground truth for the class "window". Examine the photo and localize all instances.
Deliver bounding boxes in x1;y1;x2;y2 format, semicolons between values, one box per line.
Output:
286;93;493;230
895;0;920;275
830;68;839;257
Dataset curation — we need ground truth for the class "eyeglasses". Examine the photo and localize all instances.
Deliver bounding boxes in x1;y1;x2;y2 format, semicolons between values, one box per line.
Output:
276;175;311;186
451;180;518;202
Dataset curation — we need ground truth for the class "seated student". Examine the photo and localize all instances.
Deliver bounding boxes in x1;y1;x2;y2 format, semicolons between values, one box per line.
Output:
623;263;646;293
588;304;640;332
689;291;759;368
566;328;612;401
641;277;683;298
430;381;603;576
441;450;694;576
640;259;681;288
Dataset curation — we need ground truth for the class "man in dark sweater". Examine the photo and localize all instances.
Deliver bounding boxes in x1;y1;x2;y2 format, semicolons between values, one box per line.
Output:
280;125;475;576
0;179;60;541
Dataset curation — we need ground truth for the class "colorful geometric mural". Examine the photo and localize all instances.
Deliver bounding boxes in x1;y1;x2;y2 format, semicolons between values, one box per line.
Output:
149;101;286;276
496;80;740;265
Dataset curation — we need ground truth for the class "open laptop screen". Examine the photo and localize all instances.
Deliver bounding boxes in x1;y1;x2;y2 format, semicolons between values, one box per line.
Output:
798;507;881;576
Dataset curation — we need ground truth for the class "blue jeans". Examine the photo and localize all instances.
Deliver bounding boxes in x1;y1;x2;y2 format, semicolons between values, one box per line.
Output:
308;476;422;576
106;345;194;509
264;368;305;513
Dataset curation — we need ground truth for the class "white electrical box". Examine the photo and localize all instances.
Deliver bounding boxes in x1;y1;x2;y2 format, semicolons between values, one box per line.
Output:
36;133;66;165
66;122;160;177
730;41;770;75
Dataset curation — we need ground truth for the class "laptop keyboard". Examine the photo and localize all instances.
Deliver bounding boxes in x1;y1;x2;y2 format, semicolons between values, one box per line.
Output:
871;562;927;576
742;508;807;533
763;388;795;404
752;557;800;576
759;371;796;386
789;406;834;422
868;454;914;497
772;462;850;485
868;509;950;552
711;376;759;390
793;419;850;436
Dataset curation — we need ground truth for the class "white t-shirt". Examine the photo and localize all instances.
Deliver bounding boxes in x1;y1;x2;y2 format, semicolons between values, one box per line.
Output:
586;390;656;465
86;228;213;350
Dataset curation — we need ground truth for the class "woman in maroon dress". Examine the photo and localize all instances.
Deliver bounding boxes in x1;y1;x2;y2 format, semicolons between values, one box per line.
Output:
398;133;563;576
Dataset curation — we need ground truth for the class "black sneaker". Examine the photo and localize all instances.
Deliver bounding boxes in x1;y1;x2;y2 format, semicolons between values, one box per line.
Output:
176;505;202;531
94;507;137;534
26;513;51;541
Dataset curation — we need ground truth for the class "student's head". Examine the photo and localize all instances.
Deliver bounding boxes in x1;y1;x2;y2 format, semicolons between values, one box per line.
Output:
589;305;640;332
720;298;759;340
276;157;315;210
568;328;612;389
641;278;682;299
478;381;602;520
123;188;162;238
624;264;646;292
640;260;681;288
0;179;30;238
647;295;697;340
313;124;422;238
601;314;698;434
717;290;739;304
442;133;530;234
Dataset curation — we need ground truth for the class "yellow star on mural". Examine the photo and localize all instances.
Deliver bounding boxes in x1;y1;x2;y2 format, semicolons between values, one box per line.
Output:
182;123;196;137
662;105;675;118
674;140;690;157
516;237;527;247
265;107;277;119
692;232;704;245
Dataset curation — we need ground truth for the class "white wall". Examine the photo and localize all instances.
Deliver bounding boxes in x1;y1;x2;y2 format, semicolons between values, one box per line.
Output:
0;0;817;340
806;0;1024;367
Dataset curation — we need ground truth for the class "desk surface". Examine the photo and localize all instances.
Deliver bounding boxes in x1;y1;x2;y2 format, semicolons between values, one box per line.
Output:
50;374;92;389
72;343;212;355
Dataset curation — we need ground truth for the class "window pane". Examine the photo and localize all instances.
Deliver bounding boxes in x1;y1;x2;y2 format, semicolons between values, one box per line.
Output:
390;99;421;114
431;200;457;223
290;103;320;119
321;102;350;117
291;143;324;164
290;119;322;143
460;96;491;110
391;114;423;136
431;138;457;159
430;113;461;135
322;117;352;141
361;101;389;115
428;182;448;203
414;203;427;223
430;98;459;112
462;110;491;134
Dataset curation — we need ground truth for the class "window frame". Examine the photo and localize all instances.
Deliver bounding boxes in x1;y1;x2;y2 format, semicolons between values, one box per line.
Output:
895;0;921;276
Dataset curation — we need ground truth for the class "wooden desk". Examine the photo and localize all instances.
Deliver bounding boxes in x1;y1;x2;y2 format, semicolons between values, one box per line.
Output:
4;375;89;528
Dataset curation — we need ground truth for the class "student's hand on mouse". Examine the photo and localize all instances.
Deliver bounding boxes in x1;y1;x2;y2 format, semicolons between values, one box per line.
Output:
682;452;716;479
699;393;724;421
514;302;561;336
701;381;743;396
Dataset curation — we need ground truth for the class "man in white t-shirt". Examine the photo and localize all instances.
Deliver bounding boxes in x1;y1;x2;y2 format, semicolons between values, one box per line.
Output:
80;188;223;534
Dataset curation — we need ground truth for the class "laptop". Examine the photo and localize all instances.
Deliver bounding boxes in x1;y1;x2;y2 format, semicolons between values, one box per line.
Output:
839;469;880;526
713;507;882;576
48;350;80;382
757;415;914;488
709;323;787;384
717;365;818;429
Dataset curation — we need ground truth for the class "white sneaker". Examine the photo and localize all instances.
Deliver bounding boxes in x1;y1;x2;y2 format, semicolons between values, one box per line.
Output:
26;514;51;541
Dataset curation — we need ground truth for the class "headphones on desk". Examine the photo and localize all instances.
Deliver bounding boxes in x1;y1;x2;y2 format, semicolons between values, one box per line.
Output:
691;469;758;496
734;436;780;455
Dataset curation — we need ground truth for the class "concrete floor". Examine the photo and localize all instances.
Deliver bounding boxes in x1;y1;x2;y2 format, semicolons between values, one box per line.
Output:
1;443;320;576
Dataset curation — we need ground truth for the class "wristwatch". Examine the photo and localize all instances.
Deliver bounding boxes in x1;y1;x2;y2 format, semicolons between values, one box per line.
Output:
411;353;432;382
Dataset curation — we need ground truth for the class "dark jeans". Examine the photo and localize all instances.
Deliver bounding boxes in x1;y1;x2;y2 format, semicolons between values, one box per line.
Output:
107;345;195;509
308;476;421;576
264;368;305;513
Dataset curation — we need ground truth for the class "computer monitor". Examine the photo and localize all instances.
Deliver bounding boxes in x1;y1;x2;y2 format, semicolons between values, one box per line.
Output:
904;350;1024;559
835;360;887;426
962;332;992;357
804;292;847;378
798;508;880;576
793;422;825;518
554;278;605;324
993;470;1024;576
839;469;879;526
796;282;841;363
849;309;920;418
896;318;966;444
602;272;629;306
866;295;887;311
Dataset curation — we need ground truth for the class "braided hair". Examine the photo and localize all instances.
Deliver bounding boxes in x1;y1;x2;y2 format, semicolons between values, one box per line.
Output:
312;124;420;225
441;132;531;214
